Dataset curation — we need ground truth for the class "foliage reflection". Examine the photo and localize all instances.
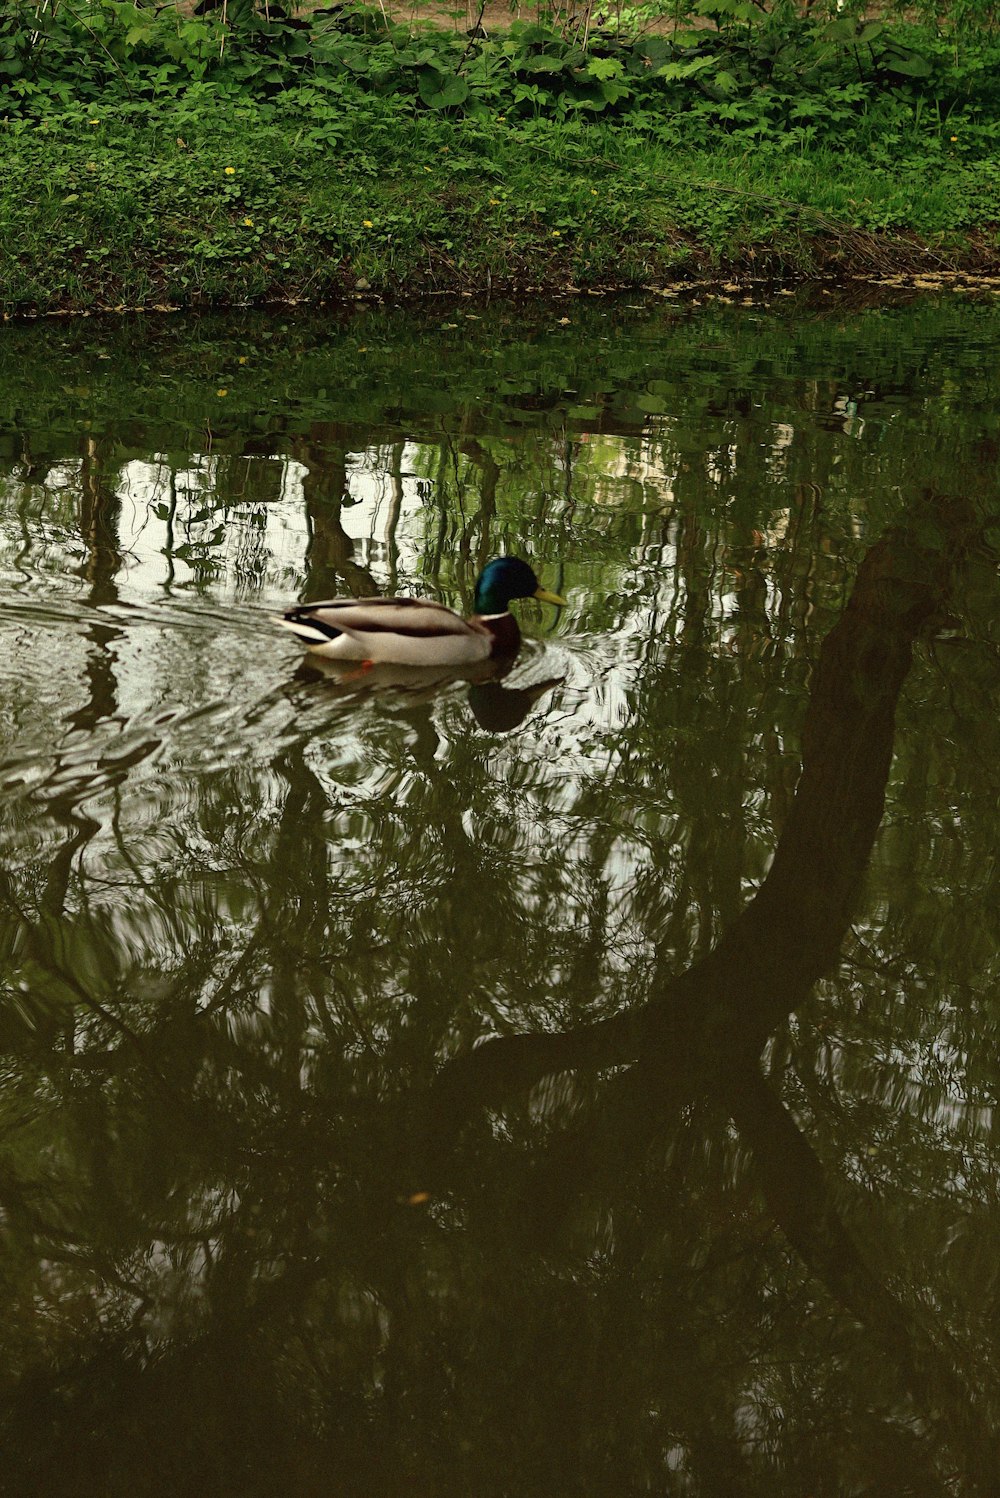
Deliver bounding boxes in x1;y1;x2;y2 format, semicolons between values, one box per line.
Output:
0;294;999;1495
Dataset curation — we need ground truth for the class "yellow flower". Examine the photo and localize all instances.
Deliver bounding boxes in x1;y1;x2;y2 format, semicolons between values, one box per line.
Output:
357;346;368;353
243;216;253;226
590;188;598;195
489;197;501;205
363;219;373;228
552;230;561;237
224;166;236;175
88;119;99;125
950;134;958;141
238;356;248;365
497;114;505;121
217;388;228;397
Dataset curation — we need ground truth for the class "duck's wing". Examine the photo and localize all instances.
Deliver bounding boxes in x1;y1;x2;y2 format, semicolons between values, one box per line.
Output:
277;595;481;645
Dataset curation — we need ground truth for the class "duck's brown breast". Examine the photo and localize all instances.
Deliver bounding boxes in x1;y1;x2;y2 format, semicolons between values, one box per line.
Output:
482;613;521;658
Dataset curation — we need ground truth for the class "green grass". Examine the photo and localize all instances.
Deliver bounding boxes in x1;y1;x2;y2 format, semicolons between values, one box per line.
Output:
3;88;1000;316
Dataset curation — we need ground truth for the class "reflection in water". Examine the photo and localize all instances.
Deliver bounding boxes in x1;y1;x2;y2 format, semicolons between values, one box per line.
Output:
423;493;996;1489
296;655;565;735
0;297;999;1495
466;678;565;734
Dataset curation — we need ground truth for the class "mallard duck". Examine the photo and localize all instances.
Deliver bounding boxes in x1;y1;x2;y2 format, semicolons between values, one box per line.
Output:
275;556;566;666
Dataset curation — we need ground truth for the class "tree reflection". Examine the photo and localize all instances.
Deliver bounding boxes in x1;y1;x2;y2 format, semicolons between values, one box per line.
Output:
2;304;1000;1495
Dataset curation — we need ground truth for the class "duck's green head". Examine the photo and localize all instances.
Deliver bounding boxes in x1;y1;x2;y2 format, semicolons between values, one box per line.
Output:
473;556;566;615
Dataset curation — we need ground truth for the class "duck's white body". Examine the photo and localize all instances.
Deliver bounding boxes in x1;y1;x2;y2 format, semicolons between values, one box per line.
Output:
275;595;511;665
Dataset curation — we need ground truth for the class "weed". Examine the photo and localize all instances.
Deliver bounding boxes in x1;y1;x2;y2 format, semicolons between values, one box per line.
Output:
2;1;1000;311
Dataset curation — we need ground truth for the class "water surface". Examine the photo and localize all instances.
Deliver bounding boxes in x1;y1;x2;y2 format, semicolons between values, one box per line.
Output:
1;292;999;1496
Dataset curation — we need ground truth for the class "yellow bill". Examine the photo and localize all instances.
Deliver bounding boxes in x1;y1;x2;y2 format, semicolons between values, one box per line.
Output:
533;586;567;607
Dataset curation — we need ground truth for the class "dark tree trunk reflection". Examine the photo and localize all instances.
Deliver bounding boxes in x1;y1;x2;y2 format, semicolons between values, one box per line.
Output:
420;491;994;1492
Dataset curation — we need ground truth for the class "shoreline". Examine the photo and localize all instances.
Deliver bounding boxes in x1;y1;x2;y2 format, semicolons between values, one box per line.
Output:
4;103;1000;322
8;263;1000;324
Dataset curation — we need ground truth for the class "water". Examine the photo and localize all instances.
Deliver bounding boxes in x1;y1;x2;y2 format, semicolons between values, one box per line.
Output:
1;291;999;1496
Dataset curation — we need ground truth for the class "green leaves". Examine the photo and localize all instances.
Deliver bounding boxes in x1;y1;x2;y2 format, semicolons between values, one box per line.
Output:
657;56;717;82
586;57;624;82
882;48;935;79
0;0;989;149
417;69;469;109
518;53;570;75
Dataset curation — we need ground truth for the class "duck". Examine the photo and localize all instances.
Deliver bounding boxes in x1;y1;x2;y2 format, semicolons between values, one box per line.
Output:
274;556;566;666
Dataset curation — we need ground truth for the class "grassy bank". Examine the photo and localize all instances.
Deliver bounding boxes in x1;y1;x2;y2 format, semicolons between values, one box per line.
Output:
3;5;1000;314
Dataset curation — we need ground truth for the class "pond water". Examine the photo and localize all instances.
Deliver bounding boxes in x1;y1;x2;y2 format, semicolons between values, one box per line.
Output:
1;291;999;1496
